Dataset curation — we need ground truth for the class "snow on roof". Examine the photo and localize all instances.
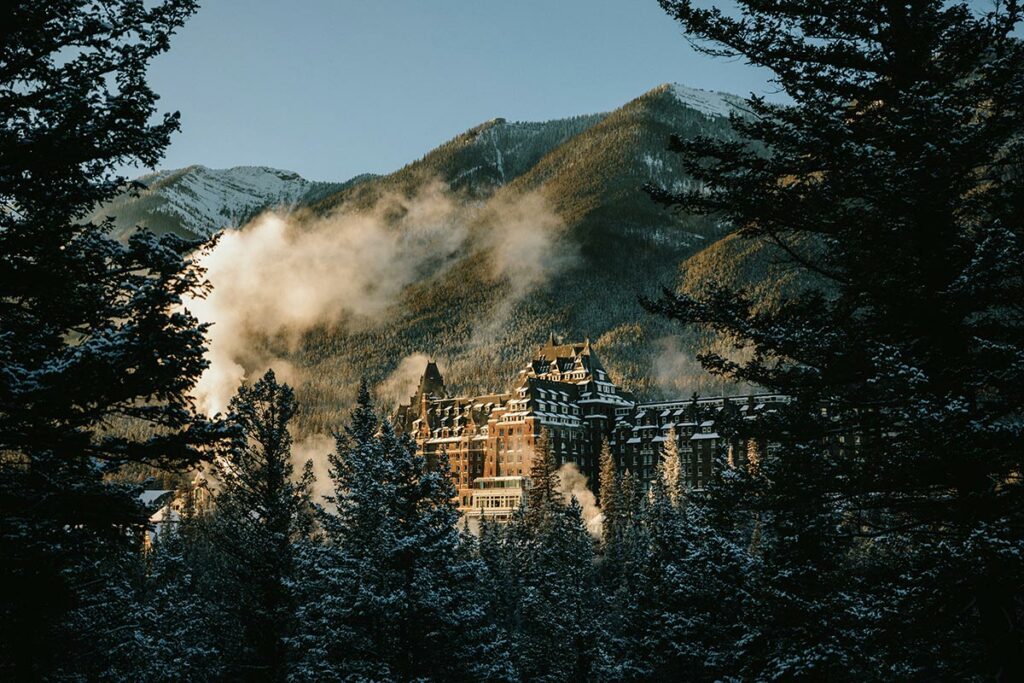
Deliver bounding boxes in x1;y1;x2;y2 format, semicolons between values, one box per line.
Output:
691;432;721;441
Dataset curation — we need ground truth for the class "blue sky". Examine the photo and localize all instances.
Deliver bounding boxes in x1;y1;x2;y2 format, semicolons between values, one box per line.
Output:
147;0;778;181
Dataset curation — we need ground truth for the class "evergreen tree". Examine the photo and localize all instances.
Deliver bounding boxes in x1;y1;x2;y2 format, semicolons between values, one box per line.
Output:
658;426;684;505
525;429;560;530
597;438;620;545
295;386;501;681
520;498;601;683
627;481;761;681
459;518;519;683
650;0;1024;677
136;516;224;683
58;552;149;681
618;470;642;532
477;505;531;681
0;1;225;676
209;370;314;681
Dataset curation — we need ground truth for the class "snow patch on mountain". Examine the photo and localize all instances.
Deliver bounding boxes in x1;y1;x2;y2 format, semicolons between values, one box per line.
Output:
137;165;331;237
669;84;745;118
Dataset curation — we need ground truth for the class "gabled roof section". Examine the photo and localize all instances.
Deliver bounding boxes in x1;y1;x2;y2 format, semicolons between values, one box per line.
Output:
527;335;608;382
418;360;446;398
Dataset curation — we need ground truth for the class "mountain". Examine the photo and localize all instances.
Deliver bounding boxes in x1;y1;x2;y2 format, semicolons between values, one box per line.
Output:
91;165;367;240
103;83;773;434
285;83;757;433
312;113;609;211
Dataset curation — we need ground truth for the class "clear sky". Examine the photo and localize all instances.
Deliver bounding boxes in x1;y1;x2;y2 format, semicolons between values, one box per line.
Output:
146;0;778;182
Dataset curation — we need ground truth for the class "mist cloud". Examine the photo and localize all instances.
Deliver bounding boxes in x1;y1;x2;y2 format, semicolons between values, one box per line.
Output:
378;352;434;409
184;181;574;417
652;336;707;395
557;463;603;538
472;192;579;341
291;432;335;502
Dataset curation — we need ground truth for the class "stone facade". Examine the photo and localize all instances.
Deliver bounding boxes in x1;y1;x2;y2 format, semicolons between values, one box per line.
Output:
395;336;786;515
609;395;788;488
395;336;634;513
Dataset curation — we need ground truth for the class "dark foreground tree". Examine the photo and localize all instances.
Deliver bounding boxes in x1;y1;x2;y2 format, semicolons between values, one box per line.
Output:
292;384;509;681
483;464;603;682
649;0;1024;678
208;370;314;681
137;511;225;683
0;1;226;677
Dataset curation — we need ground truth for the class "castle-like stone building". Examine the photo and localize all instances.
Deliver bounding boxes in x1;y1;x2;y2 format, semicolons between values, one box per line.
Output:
395;336;785;520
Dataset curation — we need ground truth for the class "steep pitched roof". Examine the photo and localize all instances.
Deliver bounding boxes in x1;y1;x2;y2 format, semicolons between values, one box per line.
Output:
418;361;446;398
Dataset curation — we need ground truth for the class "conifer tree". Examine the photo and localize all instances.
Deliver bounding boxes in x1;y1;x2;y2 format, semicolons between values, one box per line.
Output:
58;552;149;681
295;385;502;681
651;0;1024;677
625;481;760;681
525;429;560;530
0;1;224;676
618;469;642;531
597;438;617;503
514;497;601;683
597;438;620;544
658;426;684;505
477;504;531;677
597;472;652;682
209;370;314;681
137;517;225;682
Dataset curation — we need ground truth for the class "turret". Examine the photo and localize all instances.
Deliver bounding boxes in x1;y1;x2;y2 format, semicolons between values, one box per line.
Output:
417;360;446;399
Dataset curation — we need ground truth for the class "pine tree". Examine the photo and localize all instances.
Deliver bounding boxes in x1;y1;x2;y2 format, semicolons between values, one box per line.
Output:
208;370;314;681
627;481;761;681
525;428;560;530
658;426;684;506
0;1;225;676
650;0;1024;677
513;497;601;683
295;386;501;681
597;438;620;544
597;471;652;682
137;517;225;682
618;470;642;531
58;552;149;681
478;506;531;681
461;518;519;683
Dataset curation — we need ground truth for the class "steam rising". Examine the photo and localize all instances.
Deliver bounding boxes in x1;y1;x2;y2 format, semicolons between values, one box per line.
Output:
557;463;603;538
652;336;708;395
378;353;434;409
473;192;580;341
291;432;335;501
184;181;570;417
652;335;756;396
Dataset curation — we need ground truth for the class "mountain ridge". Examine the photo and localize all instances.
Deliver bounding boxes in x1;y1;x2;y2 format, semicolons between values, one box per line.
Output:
92;164;366;240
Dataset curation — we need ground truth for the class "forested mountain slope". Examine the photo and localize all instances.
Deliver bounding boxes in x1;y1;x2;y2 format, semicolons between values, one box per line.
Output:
286;84;757;433
102;84;778;434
